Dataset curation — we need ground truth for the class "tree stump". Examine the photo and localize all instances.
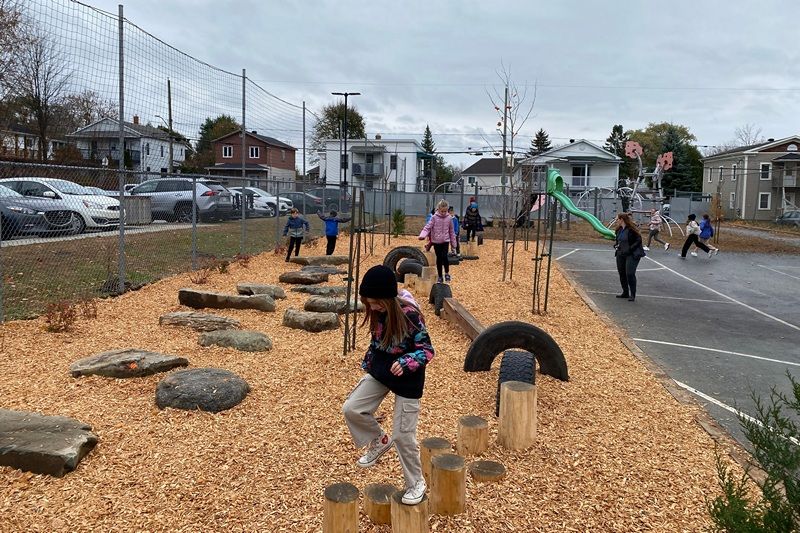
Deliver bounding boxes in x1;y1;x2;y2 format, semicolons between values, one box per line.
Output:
390;490;429;533
420;266;437;282
422;249;435;267
498;381;537;451
469;460;506;482
405;273;419;290
464;242;479;257
420;437;451;485
430;453;466;516
365;483;396;526
416;279;434;300
456;415;488;456
323;482;359;533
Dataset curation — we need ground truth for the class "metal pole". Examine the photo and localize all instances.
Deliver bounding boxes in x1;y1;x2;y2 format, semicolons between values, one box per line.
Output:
302;101;307;215
275;178;281;250
191;176;197;269
343;186;357;356
501;86;509;274
544;199;556;313
342;95;348;214
240;69;247;255
0;216;4;321
167;78;173;174
117;4;127;295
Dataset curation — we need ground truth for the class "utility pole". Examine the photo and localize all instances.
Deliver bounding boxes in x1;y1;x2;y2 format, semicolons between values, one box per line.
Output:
302;101;306;215
167;78;173;173
332;91;360;212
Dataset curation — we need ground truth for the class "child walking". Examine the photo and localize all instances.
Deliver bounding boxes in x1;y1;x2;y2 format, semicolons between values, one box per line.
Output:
282;208;310;261
342;265;435;506
699;214;720;255
317;209;351;255
644;208;669;251
462;197;483;242
680;214;712;259
448;206;461;256
418;200;457;283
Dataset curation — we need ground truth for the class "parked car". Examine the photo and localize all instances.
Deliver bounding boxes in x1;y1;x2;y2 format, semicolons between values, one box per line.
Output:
0;177;121;233
307;187;352;212
227;187;292;216
228;188;275;218
129;178;233;222
0;184;80;240
282;192;323;214
775;210;800;228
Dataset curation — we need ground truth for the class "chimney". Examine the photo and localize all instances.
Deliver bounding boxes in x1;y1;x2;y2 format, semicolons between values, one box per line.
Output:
767;138;775;142
375;134;381;140
251;130;257;134
133;115;139;125
569;139;575;143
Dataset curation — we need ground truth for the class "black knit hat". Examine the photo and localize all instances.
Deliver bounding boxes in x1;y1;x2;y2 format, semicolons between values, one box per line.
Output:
359;265;398;299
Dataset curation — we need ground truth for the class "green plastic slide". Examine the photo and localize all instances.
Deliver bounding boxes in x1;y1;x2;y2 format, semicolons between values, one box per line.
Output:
546;168;616;240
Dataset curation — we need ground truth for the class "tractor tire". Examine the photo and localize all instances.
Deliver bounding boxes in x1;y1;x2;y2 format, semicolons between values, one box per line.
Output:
461;255;479;260
383;246;429;274
495;351;536;416
463;320;568;381
396;259;423;282
428;282;452;316
446;253;460;266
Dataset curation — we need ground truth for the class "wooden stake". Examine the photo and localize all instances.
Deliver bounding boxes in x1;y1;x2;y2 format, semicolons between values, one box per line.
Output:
390;490;429;533
365;483;396;526
430;453;466;516
456;415;488;456
469;460;506;482
420;437;451;485
498;381;537;451
405;273;419;290
323;482;359;533
420;266;437;282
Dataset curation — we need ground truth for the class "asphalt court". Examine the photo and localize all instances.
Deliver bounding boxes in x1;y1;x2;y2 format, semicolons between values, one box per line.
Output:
554;242;800;447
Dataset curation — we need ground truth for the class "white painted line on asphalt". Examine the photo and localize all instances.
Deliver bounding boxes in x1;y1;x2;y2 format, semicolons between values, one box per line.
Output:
589;291;731;304
564;267;665;272
645;256;800;332
553;247;610;253
555;249;579;260
767;265;800;270
675;380;800;446
757;264;800;281
634;338;800;367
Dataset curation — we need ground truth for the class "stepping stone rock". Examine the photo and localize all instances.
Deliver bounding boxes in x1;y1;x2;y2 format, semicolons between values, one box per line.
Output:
282;308;339;332
278;271;329;285
155;368;250;413
303;296;364;314
300;265;347;275
178;288;275;312
236;283;286;299
199;330;272;352
289;255;350;266
159;311;240;332
70;349;189;378
291;285;348;297
0;409;98;477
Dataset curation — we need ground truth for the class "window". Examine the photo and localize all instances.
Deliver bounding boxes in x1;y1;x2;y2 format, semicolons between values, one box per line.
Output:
758;192;771;210
718;166;724;182
132;181;159;193
249;146;259;159
160;145;164;157
707;168;713;183
760;163;771;180
571;165;590;188
788;144;798;152
467;176;476;185
281;149;286;162
222;145;233;158
732;164;737;181
145;143;150;155
729;192;736;209
160;168;167;174
390;155;397;170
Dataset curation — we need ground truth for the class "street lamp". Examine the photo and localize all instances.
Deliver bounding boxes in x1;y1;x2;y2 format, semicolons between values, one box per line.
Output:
155;114;173;174
331;91;360;210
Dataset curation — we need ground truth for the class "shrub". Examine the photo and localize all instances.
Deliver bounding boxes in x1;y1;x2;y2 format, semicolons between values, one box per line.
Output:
233;253;252;268
216;260;230;274
79;299;98;319
392;209;406;237
44;301;78;332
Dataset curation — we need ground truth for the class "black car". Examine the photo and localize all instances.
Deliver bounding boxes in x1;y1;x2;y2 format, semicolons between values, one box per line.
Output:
283;192;323;214
0;184;78;240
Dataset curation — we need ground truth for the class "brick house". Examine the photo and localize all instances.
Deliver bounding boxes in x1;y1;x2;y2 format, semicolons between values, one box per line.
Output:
207;130;296;194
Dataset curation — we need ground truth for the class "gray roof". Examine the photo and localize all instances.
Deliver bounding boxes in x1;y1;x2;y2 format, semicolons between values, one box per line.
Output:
772;153;800;161
462;157;524;175
703;141;773;160
67;117;170;140
212;129;296;150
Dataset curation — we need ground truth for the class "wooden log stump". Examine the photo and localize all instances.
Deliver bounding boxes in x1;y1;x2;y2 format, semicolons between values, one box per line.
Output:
456;415;488;456
469;460;506;482
420;266;437;282
390;490;429;533
420;437;451;485
405;273;419;290
323;482;359;533
422;249;435;267
416;278;434;300
365;483;396;526
430;453;466;516
464;242;478;257
498;381;537;451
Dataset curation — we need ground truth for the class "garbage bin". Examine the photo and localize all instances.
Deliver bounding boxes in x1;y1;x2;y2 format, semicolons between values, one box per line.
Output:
122;196;152;225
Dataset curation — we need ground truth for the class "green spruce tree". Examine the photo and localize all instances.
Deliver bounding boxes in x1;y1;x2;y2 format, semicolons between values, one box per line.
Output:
528;128;552;156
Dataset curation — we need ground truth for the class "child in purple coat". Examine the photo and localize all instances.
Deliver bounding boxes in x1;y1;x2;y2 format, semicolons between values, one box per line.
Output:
418;200;457;283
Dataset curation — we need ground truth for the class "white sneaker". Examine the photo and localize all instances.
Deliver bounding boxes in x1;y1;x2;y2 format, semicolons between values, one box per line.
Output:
706;251;713;259
713;248;719;256
357;433;393;468
664;243;670;251
401;479;427;505
690;251;698;257
642;246;650;251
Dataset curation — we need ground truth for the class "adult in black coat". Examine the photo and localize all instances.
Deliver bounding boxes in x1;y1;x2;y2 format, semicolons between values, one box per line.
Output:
614;212;646;302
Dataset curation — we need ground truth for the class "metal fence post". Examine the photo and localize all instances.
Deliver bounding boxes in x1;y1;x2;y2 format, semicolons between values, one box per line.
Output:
0;217;4;322
117;4;127;295
191;175;198;269
240;68;247;256
275;178;281;249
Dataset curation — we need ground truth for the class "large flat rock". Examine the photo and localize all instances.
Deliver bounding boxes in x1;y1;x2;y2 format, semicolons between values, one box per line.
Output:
291;285;348;297
289;255;350;266
303;296;364;314
300;265;347;275
199;330;272;352
156;368;250;413
70;349;189;378
178;289;275;312
236;283;286;299
0;409;98;477
278;271;329;285
159;311;241;332
282;308;339;332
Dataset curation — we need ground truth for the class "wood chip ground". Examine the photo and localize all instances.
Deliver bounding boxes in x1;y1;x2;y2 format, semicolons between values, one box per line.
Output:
0;236;740;531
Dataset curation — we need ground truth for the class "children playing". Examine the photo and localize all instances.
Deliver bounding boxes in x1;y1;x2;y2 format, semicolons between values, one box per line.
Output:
418;200;457;283
317;209;351;255
282;208;310;261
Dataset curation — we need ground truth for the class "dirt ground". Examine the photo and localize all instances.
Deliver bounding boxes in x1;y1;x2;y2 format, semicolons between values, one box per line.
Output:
0;236;738;532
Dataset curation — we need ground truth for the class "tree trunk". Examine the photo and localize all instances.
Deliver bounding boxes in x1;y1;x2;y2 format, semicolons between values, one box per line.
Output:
498;381;537;450
430;453;466;516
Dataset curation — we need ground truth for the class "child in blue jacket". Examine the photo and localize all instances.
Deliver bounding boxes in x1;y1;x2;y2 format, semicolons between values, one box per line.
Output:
448;206;460;255
317;210;351;255
283;208;310;261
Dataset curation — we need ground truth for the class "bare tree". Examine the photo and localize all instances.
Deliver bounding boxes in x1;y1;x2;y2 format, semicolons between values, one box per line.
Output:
52;89;118;136
704;124;766;156
0;0;25;98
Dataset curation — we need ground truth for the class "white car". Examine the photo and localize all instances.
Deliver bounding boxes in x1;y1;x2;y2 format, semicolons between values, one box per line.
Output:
228;187;292;215
228;189;275;218
0;177;121;233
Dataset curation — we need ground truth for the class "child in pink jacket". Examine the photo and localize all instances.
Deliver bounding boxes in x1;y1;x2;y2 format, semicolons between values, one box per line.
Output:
418;200;457;283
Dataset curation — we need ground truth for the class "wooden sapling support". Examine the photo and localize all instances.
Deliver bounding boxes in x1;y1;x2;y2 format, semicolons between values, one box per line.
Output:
498;381;537;450
364;483;396;526
420;436;451;485
469;460;506;482
430;453;466;516
456;415;488;456
441;298;485;341
390;490;429;533
323;482;359;533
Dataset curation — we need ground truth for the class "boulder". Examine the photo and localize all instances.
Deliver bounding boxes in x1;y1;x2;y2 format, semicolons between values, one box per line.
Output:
300;265;347;275
278;271;329;285
236;283;286;299
159;311;240;332
70;349;189;378
303;296;364;314
0;409;98;477
155;368;250;413
199;330;272;352
289;255;350;266
291;285;348;297
178;288;275;312
282;308;339;332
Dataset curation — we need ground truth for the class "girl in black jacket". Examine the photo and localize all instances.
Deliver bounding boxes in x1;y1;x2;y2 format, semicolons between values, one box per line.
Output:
614;212;646;301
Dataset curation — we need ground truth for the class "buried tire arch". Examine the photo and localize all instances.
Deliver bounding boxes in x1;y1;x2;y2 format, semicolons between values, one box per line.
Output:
383;246;429;274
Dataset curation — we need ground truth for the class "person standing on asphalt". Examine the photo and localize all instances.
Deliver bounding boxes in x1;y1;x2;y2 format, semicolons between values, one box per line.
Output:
614;212;646;302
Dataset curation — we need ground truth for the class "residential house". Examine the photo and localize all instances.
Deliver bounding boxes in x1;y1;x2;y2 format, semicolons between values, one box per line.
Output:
702;135;800;220
67;116;188;174
317;137;432;192
460;157;525;196
207;130;296;194
1;123;67;160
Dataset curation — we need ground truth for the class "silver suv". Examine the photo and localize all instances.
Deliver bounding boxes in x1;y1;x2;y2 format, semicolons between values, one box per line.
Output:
130;178;233;222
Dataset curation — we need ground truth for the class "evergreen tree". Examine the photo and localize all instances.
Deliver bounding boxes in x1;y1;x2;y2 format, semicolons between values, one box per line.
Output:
604;124;637;180
626;122;703;192
421;124;435;153
528;128;552;156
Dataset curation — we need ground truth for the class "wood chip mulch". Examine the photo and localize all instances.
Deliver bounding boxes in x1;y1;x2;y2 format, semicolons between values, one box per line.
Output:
0;236;737;532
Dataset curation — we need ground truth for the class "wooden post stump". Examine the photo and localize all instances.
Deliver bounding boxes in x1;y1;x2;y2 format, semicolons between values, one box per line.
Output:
365;483;396;526
469;460;506;482
405;273;419;290
390;490;429;533
456;415;488;456
420;437;451;485
416;278;434;299
423;249;435;267
430;453;466;516
464;242;479;257
323;482;359;533
498;381;537;451
420;266;437;282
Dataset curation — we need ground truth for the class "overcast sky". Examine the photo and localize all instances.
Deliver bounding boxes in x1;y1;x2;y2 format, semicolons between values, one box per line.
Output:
79;0;800;167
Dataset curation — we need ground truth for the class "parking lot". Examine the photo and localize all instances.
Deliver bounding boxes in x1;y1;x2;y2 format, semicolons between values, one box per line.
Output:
554;242;800;447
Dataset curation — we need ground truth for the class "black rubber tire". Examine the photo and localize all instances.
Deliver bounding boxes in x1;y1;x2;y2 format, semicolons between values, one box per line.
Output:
446;254;460;266
428;282;452;316
477;234;484;245
0;216;11;241
70;213;87;235
463;320;568;381
461;255;479;260
383;246;429;273
396;259;423;282
174;202;197;223
495;351;536;416
460;234;469;243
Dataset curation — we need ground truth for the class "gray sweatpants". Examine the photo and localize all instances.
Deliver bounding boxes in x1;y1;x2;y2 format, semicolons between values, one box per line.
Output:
342;374;423;489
